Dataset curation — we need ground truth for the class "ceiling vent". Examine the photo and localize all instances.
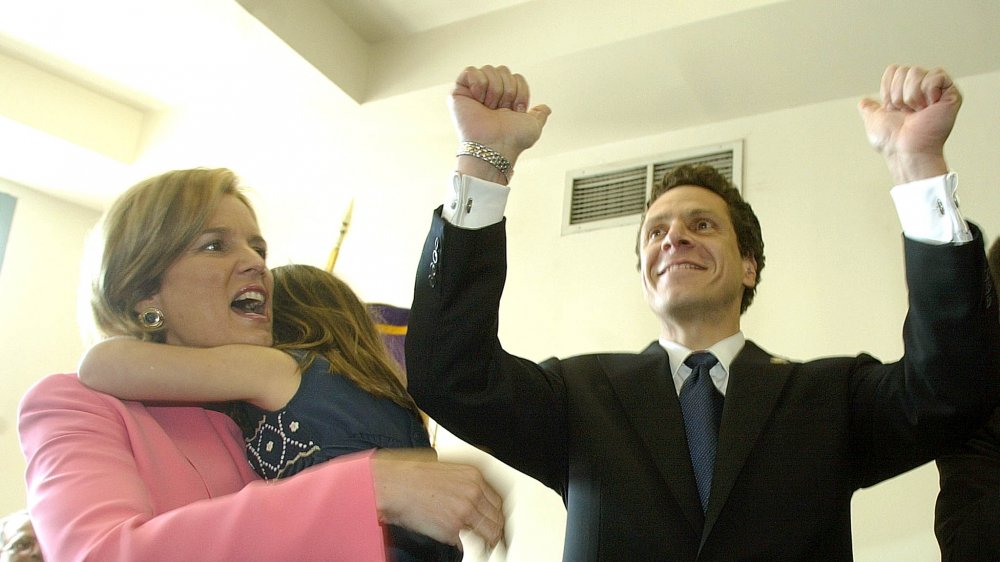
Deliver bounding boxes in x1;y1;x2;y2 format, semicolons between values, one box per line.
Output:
562;141;743;235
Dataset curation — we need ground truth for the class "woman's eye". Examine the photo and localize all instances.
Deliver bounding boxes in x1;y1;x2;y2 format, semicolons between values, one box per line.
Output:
202;240;224;252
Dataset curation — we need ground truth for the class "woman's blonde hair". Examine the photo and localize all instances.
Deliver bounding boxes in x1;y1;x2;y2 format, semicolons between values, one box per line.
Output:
91;168;253;341
271;264;419;413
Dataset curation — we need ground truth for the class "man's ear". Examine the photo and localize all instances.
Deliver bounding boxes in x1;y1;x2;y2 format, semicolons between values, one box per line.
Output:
742;256;758;288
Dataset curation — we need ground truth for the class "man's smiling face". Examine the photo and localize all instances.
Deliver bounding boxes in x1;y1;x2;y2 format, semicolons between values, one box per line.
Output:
639;185;757;324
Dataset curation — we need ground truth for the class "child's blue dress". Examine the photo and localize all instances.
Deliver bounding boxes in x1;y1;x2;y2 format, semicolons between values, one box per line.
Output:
237;353;461;562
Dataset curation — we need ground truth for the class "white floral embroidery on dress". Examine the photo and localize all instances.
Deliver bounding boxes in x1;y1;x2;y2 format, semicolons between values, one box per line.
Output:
245;411;321;479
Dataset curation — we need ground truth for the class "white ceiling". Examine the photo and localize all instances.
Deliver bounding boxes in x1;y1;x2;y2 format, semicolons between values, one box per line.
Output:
320;0;536;42
1;0;999;212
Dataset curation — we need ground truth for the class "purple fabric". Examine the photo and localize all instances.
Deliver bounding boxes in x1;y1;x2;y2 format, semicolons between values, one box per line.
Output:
366;303;409;373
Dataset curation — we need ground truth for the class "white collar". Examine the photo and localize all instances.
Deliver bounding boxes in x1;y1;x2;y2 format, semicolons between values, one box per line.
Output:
659;332;746;395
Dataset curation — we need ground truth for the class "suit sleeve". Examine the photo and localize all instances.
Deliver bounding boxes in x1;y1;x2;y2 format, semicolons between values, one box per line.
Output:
406;208;569;491
852;224;1000;484
18;374;387;562
934;407;1000;562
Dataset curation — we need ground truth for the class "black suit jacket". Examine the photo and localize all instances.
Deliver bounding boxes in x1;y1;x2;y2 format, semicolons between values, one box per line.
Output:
407;209;999;561
935;407;1000;562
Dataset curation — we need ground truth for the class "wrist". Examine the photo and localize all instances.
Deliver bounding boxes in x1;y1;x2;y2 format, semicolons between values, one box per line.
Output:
370;453;397;524
456;141;513;185
456;156;509;185
885;152;948;185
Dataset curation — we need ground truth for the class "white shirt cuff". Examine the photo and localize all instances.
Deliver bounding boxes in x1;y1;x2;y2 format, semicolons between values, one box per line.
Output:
441;172;509;229
890;172;973;245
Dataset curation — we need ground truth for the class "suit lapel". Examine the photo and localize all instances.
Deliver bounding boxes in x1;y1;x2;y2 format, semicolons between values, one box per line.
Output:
702;341;794;541
602;342;704;534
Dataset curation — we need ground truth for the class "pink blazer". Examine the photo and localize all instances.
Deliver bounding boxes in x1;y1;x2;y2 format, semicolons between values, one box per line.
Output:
18;374;388;561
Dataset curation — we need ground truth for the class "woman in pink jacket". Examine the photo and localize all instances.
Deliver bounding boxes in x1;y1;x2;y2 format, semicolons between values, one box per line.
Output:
17;167;504;561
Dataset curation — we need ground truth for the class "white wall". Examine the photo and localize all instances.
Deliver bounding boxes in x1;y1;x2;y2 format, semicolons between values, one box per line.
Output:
1;69;997;559
0;179;100;515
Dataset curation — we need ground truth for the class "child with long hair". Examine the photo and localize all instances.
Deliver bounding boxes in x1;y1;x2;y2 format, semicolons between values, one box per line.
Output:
79;264;460;562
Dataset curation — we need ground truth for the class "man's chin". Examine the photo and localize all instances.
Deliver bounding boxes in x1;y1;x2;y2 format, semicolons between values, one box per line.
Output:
658;296;714;320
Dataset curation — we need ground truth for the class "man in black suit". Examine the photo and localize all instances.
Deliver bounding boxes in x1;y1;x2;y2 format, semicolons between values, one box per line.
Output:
934;236;1000;562
407;64;999;560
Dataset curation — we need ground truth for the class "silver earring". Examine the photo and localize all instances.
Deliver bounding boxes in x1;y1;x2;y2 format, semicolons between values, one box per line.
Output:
138;307;164;329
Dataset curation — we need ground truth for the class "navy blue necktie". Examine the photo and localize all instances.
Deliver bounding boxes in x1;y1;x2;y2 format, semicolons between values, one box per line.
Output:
680;352;723;513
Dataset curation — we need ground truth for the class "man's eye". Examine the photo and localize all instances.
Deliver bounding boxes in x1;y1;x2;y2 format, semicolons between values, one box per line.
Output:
254;246;267;259
648;229;664;241
694;220;712;230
